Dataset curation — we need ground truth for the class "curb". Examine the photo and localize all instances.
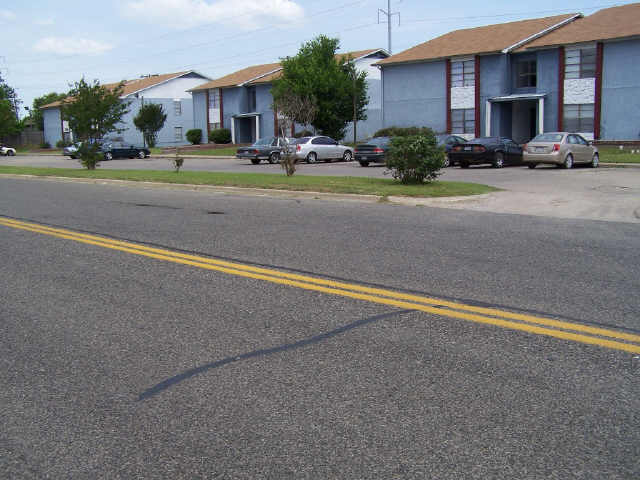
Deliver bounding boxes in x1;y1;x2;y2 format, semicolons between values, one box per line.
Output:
601;162;640;168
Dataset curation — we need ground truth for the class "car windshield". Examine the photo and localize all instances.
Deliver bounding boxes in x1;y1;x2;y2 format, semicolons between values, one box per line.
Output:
363;137;390;147
469;137;500;145
531;133;565;142
253;137;275;146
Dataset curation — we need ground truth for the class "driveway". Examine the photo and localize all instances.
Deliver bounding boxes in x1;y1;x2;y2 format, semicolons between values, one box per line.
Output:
4;154;640;223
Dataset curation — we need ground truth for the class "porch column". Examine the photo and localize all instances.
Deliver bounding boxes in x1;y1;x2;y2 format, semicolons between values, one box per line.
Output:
231;117;236;144
255;116;260;141
485;101;491;137
538;98;544;135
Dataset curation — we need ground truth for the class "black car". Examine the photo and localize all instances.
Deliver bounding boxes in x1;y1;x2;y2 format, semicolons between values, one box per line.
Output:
435;134;468;167
354;136;391;166
236;136;292;164
101;142;150;160
450;137;523;168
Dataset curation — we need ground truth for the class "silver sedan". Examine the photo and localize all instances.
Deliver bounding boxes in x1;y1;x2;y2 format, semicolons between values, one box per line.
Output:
523;132;599;169
291;136;354;163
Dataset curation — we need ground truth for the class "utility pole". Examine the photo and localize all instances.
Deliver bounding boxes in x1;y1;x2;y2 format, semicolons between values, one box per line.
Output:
378;0;400;55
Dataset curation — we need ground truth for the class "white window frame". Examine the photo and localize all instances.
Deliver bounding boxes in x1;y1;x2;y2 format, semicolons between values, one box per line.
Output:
451;59;475;88
174;100;182;116
174;126;183;141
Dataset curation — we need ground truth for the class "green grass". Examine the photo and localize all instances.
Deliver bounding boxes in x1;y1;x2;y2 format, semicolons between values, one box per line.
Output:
180;147;237;156
0;166;498;198
597;147;640;163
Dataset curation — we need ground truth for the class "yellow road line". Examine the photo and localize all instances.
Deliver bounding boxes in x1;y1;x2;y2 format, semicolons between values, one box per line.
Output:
1;217;639;354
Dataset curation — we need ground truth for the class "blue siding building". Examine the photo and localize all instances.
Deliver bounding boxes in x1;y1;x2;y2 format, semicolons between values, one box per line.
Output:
377;3;640;143
41;71;210;147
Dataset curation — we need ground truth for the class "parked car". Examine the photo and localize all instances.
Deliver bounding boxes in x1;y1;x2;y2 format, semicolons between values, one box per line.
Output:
0;144;16;156
100;142;150;160
63;143;80;159
435;134;467;167
291;136;353;163
236;136;293;164
450;137;522;168
355;136;390;166
523;132;599;169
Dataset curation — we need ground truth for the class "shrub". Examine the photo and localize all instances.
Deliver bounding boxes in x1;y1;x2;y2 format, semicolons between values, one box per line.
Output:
55;139;71;148
77;141;102;170
40;141;51;149
208;128;232;144
373;126;435;138
293;129;314;138
172;148;184;172
385;132;445;184
186;128;202;145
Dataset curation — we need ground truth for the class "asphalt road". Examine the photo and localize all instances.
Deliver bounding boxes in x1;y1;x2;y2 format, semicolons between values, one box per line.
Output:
1;177;639;478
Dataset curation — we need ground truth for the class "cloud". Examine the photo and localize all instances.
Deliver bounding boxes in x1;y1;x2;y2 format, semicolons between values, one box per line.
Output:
33;37;114;55
0;9;16;24
121;0;304;29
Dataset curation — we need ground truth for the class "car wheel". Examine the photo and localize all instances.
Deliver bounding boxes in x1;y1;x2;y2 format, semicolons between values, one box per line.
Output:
306;152;317;164
460;161;469;169
527;163;537;169
250;159;261;165
590;153;599;168
104;152;113;161
343;150;353;162
137;150;146;159
443;153;450;167
359;161;369;167
268;152;280;164
7;150;15;156
563;154;573;169
492;152;504;168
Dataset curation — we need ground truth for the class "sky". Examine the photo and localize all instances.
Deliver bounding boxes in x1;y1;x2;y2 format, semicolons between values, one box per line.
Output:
0;0;633;116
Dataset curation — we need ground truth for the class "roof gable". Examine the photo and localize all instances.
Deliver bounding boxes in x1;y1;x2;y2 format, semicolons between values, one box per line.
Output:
376;13;579;66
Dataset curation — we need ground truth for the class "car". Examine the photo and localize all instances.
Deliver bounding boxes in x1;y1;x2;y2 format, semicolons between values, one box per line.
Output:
435;134;467;167
523;132;599;169
450;136;523;168
236;136;292;164
0;144;16;156
100;142;150;160
63;143;80;159
354;136;390;166
291;136;353;163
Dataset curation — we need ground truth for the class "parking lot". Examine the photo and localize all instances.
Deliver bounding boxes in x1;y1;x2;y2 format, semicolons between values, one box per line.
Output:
4;154;640;223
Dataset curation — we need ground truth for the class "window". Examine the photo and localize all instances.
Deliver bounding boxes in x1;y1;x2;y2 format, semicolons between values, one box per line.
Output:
565;47;596;79
174;126;183;141
516;60;537;88
209;122;220;130
248;87;256;112
451;109;475;134
563;104;594;132
174;100;182;116
208;89;220;109
451;60;475;87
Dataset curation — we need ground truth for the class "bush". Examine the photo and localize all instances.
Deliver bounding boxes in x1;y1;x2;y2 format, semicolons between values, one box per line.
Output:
293;129;314;138
40;141;51;149
77;142;102;170
373;126;435;138
208;128;232;144
56;139;71;148
185;129;202;145
385;132;445;184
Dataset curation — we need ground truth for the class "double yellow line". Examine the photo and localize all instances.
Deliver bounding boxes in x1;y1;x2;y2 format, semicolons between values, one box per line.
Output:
2;216;639;354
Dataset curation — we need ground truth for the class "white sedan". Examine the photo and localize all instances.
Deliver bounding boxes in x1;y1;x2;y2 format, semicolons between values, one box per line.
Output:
291;136;353;163
0;144;16;156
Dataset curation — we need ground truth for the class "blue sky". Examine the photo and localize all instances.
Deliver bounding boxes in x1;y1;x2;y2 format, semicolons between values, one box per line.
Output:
0;0;631;115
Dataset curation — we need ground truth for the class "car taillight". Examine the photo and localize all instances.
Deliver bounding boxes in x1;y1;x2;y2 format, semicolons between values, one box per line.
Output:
253;149;259;154
553;144;560;151
472;146;485;153
453;146;462;152
373;147;384;153
296;144;301;152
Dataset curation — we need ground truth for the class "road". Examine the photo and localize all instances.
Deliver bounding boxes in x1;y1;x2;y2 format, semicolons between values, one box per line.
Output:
1;176;639;478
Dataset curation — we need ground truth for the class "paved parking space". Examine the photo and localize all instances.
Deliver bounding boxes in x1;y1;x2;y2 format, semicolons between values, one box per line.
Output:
4;154;640;223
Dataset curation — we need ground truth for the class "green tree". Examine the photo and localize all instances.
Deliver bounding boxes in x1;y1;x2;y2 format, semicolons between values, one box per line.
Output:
0;74;23;138
32;92;67;130
385;130;445;184
272;35;368;141
133;103;167;148
62;78;130;169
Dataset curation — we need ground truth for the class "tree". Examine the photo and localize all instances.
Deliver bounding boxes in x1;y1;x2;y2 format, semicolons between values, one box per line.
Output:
385;129;445;184
0;74;23;138
271;35;368;141
133;103;167;148
32;92;67;130
62;78;130;169
272;92;317;176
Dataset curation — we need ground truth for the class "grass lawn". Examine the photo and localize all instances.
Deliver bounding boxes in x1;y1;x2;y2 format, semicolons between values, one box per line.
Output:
180;147;237;156
0;166;498;198
597;146;640;163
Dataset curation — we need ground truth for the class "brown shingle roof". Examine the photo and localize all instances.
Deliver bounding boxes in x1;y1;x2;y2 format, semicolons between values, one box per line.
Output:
518;3;640;50
191;49;387;90
40;71;194;109
376;14;579;66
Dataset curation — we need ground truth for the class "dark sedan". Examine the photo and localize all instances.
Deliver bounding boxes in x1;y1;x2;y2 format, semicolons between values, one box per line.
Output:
101;142;150;161
355;136;390;166
236;137;292;164
450;137;522;168
435;134;467;167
